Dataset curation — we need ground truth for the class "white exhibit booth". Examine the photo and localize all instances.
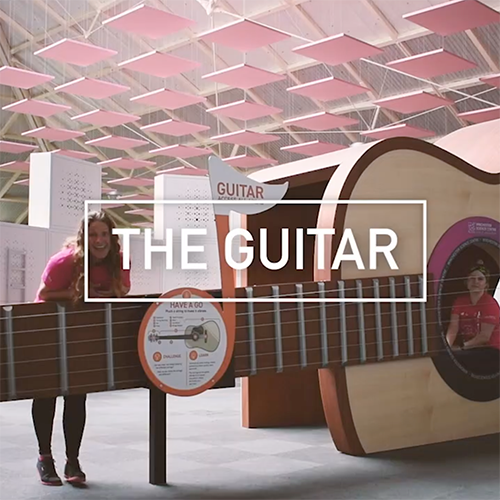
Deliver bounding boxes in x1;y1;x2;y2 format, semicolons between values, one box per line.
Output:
0;152;221;303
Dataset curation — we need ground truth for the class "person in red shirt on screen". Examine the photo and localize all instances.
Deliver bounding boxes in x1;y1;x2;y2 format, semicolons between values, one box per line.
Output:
33;210;131;486
446;261;500;352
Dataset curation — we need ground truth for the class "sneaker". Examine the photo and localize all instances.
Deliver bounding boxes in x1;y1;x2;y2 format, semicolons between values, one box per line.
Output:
64;459;86;484
36;455;63;486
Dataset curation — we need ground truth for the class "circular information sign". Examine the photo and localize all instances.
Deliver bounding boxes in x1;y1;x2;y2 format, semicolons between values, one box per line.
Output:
138;288;230;396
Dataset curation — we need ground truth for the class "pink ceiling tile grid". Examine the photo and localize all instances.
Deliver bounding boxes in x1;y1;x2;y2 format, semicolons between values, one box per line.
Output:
102;4;195;39
199;19;290;52
118;51;200;78
72;109;141;127
149;144;212;158
141;119;210;137
85;135;148;150
125;208;155;216
52;149;97;160
403;0;499;36
0;66;54;89
0;140;38;153
0;161;30;172
293;34;383;66
34;38;117;67
480;74;500;88
2;99;71;117
387;49;476;79
457;106;500;123
108;177;154;187
157;167;208;176
283;111;359;130
287;76;370;101
360;124;436;140
281;140;347;156
22;127;85;141
223;154;278;168
98;158;156;169
130;88;206;110
55;77;130;99
202;64;286;89
208;100;282;120
373;91;454;114
211;130;280;146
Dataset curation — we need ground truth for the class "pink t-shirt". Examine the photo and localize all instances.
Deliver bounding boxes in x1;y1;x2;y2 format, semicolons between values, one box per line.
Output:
35;246;131;302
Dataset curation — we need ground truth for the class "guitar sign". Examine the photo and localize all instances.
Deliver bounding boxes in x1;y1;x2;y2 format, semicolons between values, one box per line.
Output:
138;288;230;396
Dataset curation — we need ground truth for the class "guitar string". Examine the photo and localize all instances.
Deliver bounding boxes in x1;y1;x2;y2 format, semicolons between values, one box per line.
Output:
0;286;484;328
0;273;490;322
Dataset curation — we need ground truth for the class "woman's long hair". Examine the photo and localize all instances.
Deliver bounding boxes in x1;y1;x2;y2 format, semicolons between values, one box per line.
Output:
66;211;125;301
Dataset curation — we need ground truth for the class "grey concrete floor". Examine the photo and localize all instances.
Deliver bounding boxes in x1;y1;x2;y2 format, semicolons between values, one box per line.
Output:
0;386;499;500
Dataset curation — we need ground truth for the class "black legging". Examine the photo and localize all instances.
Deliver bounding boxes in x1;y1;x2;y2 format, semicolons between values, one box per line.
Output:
32;394;87;461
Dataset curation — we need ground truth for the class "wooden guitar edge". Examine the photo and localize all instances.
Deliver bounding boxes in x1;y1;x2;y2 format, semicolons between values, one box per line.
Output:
317;366;366;456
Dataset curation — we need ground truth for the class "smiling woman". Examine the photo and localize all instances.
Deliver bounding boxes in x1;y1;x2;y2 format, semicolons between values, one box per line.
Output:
31;210;131;487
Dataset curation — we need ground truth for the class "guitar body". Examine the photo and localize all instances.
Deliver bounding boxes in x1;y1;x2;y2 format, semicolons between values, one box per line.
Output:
243;125;500;454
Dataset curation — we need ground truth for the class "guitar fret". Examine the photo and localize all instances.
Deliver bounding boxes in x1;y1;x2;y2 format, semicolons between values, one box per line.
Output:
57;304;69;395
356;280;366;363
245;287;258;375
318;282;329;367
272;286;283;373
3;307;16;400
105;304;115;390
389;277;399;357
338;281;348;365
419;276;428;354
405;276;414;356
372;279;384;361
295;284;307;369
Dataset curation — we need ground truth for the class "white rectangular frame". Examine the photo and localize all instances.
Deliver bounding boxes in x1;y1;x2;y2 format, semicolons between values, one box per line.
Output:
85;199;427;303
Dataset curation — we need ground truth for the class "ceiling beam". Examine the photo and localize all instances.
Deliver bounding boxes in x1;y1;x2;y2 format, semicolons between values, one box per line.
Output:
15;206;29;224
465;29;500;73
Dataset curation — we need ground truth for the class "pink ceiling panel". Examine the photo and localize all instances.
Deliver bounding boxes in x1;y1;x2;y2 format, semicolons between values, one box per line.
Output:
199;19;289;52
0;66;54;89
98;158;156;169
22;127;85;141
52;149;97;160
118;194;152;200
85;135;148;150
131;88;206;109
287;77;370;101
102;187;116;194
0;161;30;172
208;100;282;120
72;109;141;127
0;140;38;153
149;144;212;158
118;51;200;78
361;124;436;140
3;99;71;117
14;178;30;186
223;154;278;168
387;49;476;79
108;177;154;187
55;77;130;99
403;0;499;36
141;119;210;136
157;167;208;176
480;74;500;88
457;106;500;123
103;4;195;39
284;111;359;130
293;34;383;66
133;222;154;228
125;208;155;216
281;140;347;156
373;90;454;113
34;39;117;67
202;64;286;89
211;130;280;146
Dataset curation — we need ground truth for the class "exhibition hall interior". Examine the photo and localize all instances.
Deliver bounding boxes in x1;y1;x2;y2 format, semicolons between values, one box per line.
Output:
0;0;499;499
